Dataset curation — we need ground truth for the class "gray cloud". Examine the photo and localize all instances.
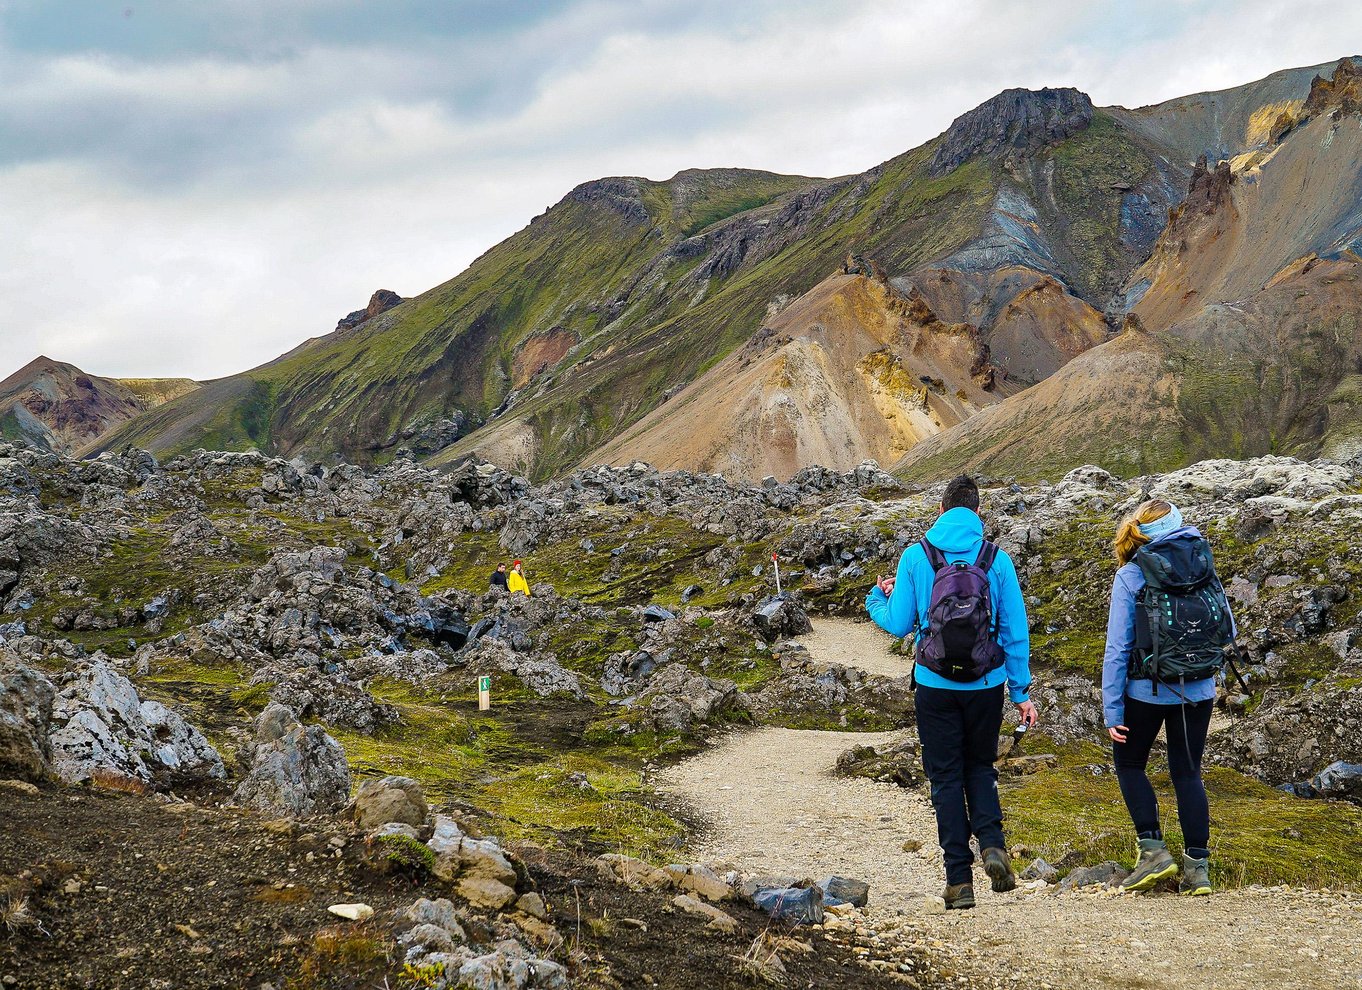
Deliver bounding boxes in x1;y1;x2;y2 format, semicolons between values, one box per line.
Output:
2;0;1360;380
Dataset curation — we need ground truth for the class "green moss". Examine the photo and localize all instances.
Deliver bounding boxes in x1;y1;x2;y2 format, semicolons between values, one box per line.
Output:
1002;745;1362;888
1045;112;1155;300
231;681;274;715
373;833;436;876
481;756;684;860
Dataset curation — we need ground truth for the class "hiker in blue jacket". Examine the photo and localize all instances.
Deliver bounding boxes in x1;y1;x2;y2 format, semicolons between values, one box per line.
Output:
866;475;1036;910
1104;500;1234;897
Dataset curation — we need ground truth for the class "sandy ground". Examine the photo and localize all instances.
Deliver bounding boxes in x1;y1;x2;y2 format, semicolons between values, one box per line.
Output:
796;616;913;678
658;621;1362;990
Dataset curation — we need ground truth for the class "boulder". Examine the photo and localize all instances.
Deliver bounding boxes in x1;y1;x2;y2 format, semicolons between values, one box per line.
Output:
1020;858;1059;884
454;947;569;990
641;605;675;623
1312;760;1362;802
752;596;812;638
458;876;519;911
672;894;739;934
818;876;869;908
400;923;459;955
404;897;466;940
232;704;350;817
349;775;429;829
1057;861;1129;891
0;654;55;782
752;885;824;925
595;853;674;891
635;664;748;733
835;737;923;787
662;864;732;902
47;658;224;787
428;814;521;908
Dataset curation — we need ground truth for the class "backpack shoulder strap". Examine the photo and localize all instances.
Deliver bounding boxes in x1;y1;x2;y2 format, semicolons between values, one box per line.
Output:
1131;546;1166;590
921;538;946;572
975;540;999;573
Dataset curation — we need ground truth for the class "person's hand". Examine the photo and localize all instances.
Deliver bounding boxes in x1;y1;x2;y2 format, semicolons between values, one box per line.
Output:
876;574;896;596
1108;724;1128;743
1016;700;1038;727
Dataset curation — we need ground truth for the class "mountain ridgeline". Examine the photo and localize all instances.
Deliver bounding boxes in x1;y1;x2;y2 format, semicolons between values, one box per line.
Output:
84;56;1362;483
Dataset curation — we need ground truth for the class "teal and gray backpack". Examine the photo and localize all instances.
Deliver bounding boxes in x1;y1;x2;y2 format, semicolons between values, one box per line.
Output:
1130;533;1236;690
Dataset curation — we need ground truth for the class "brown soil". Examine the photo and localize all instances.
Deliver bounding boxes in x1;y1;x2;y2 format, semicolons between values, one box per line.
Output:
0;786;416;990
1;784;933;990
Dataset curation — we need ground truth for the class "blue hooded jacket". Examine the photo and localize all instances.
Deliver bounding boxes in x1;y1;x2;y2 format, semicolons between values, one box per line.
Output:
1101;524;1232;728
865;507;1031;702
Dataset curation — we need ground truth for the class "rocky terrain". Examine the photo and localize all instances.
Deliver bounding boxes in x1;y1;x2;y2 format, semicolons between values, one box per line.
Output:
65;58;1355;484
3;438;1362;986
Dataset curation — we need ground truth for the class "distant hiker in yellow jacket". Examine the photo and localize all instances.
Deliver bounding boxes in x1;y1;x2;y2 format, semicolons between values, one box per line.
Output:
507;560;530;596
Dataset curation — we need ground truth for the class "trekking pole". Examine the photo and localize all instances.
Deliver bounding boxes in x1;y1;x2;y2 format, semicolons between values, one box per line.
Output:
772;552;782;597
1228;644;1252;694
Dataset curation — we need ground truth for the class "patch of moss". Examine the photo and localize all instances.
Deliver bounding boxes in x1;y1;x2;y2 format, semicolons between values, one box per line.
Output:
481;756;685;861
1002;747;1362;888
373;833;436;876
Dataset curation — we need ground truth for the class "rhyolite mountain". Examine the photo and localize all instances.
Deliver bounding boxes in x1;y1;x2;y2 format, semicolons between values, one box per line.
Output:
89;57;1361;482
0;356;197;456
897;56;1362;480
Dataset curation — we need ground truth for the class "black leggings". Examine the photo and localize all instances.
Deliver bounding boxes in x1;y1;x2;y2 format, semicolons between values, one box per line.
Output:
1112;695;1212;857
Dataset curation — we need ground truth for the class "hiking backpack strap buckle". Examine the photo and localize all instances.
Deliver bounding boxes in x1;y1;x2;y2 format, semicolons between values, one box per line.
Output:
921;538;947;572
975;540;999;573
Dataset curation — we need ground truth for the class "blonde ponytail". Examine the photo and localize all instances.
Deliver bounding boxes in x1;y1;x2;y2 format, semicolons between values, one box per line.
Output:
1113;500;1174;565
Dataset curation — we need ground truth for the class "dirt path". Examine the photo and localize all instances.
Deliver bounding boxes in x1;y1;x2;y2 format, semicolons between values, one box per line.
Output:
659;622;1362;990
796;617;912;678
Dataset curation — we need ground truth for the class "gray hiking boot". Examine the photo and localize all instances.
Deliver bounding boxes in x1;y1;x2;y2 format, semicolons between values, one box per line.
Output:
1179;853;1211;896
942;882;975;910
1120;837;1179;892
981;847;1017;893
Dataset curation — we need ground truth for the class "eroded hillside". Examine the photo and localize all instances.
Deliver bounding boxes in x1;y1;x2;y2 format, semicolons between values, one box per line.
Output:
88;60;1356;480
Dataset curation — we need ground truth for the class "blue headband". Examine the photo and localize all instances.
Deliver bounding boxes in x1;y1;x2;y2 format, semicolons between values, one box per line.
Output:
1138;505;1183;540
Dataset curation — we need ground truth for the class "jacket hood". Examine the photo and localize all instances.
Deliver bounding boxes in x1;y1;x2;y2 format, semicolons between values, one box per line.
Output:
1137;525;1213;589
1147;524;1203;546
925;506;984;554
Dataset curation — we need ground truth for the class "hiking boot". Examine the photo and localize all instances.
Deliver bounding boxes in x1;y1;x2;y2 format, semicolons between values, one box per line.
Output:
942;882;975;910
1179;853;1211;896
981;847;1017;893
1120;837;1179;893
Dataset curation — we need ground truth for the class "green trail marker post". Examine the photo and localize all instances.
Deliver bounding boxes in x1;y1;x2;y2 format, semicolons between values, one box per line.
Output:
478;674;491;711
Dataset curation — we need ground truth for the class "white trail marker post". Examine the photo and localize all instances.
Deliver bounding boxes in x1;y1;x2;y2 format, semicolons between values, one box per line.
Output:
772;552;782;597
478;674;491;712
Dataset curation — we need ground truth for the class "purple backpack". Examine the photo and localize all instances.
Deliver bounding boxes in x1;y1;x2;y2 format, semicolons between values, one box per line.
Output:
916;539;1005;682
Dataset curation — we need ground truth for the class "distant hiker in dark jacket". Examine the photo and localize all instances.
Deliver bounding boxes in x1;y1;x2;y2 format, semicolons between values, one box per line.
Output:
489;563;509;592
866;475;1036;910
1103;500;1234;897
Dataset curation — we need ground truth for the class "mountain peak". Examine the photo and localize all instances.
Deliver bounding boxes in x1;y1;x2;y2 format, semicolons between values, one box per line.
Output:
1305;56;1362;117
930;86;1093;176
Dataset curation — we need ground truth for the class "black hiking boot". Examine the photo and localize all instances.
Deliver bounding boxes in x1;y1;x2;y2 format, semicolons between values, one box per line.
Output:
942;882;975;910
1120;837;1179;893
982;847;1017;893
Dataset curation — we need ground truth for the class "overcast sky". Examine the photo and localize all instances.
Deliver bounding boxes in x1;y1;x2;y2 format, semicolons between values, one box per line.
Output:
2;0;1359;382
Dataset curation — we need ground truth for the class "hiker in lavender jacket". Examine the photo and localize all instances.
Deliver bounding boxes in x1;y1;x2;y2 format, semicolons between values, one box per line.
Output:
866;475;1036;910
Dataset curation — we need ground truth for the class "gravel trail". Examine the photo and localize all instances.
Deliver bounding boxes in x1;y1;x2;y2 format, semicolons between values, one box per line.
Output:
658;621;1362;990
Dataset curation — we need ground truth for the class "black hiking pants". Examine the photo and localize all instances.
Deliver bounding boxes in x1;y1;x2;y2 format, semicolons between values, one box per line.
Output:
915;683;1006;886
1112;695;1213;856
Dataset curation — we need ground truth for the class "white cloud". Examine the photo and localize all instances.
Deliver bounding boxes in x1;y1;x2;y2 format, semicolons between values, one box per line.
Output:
1;0;1359;379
